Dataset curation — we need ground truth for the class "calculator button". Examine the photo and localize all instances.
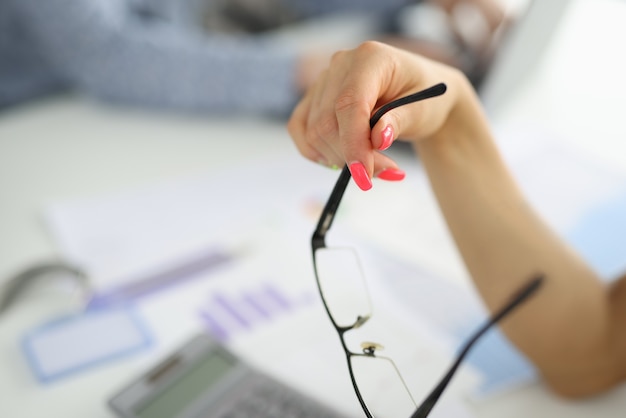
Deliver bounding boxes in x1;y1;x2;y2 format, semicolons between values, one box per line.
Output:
213;378;346;418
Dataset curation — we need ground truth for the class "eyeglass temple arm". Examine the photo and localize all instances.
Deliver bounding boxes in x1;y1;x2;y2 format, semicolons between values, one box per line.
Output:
311;83;448;247
312;166;352;246
411;274;545;418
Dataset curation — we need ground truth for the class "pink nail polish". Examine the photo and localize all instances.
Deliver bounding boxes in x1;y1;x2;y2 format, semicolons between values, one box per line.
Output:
349;162;372;191
377;168;405;181
378;125;394;151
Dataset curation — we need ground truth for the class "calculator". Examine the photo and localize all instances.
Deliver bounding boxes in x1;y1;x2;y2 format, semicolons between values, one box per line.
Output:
108;333;350;418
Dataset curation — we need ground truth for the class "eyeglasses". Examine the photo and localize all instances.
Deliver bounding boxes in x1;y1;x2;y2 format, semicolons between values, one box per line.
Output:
311;83;544;418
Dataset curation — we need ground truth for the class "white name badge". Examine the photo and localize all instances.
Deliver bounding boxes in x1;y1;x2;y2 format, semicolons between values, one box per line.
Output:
22;305;152;383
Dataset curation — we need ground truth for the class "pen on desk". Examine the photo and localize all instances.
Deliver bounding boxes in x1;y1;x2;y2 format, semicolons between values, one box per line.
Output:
85;249;238;309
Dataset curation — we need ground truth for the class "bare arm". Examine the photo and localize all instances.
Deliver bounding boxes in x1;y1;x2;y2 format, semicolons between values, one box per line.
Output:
288;41;626;397
418;78;626;397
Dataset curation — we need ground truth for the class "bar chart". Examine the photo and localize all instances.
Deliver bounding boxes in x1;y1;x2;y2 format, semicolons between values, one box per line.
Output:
197;282;317;341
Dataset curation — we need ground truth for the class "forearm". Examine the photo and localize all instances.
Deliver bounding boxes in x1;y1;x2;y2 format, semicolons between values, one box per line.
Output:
416;79;621;396
286;39;626;397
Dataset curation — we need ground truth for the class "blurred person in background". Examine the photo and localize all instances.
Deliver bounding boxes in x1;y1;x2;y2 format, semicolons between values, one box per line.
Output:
0;0;509;116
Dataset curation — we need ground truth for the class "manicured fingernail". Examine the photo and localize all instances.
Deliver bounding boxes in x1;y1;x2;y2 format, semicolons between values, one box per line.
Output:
349;162;372;191
377;168;405;181
378;125;394;151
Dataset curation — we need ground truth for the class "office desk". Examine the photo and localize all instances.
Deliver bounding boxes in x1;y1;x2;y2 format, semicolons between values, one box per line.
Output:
0;96;312;417
3;93;626;418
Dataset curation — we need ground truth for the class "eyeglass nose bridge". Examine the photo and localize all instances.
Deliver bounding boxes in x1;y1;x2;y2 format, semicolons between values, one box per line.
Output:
360;341;385;356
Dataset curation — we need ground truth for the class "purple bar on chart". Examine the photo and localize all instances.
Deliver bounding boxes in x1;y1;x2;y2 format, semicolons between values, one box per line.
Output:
242;292;272;319
262;283;292;310
198;310;229;341
213;294;251;329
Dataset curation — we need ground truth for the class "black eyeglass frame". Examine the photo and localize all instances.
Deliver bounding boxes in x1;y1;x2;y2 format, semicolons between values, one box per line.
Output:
310;83;544;418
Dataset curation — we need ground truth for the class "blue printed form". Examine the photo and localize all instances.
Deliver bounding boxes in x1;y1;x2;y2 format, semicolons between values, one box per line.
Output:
567;190;626;280
22;305;152;383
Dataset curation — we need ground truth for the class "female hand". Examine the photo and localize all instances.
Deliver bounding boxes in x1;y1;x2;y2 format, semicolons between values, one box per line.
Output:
287;41;471;191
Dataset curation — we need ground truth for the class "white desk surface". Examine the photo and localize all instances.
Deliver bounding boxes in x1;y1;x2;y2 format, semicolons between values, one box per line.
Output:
4;1;626;416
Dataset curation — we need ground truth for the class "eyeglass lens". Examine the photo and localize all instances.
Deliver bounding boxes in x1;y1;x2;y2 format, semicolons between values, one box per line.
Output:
314;246;372;328
351;354;417;417
314;246;418;417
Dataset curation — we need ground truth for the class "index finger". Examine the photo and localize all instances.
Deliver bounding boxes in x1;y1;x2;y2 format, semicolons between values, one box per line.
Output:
334;51;392;190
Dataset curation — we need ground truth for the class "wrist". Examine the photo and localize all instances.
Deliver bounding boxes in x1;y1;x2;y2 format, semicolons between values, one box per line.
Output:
422;72;490;151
